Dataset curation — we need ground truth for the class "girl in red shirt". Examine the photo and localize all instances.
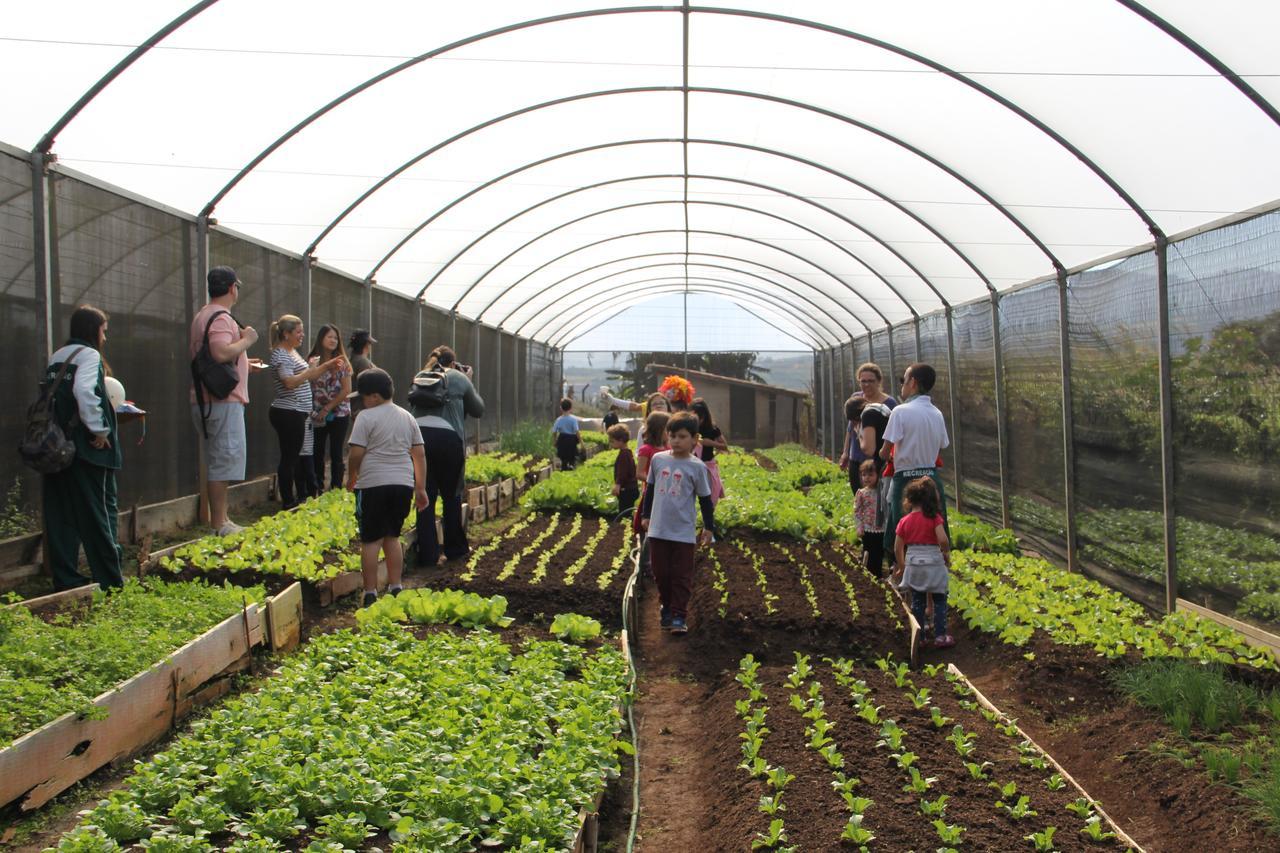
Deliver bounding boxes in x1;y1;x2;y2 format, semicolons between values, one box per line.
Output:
892;477;954;648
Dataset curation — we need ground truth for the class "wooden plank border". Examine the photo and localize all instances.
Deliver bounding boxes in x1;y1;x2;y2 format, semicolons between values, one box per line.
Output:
0;604;264;812
946;663;1145;852
1177;598;1280;658
6;583;99;613
264;582;303;652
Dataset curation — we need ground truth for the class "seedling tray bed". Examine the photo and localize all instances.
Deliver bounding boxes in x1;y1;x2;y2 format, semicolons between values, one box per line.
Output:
0;592;270;812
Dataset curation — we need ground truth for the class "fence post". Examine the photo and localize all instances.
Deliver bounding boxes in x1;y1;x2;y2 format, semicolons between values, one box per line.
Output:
195;214;210;308
495;330;503;439
990;291;1012;529
363;277;373;330
1057;269;1078;572
945;306;964;513
301;252;313;336
914;317;923;363
30;151;55;361
1155;236;1178;613
887;326;898;396
416;300;423;372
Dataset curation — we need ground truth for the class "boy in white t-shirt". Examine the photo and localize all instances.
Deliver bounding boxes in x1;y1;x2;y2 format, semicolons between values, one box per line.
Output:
345;368;428;607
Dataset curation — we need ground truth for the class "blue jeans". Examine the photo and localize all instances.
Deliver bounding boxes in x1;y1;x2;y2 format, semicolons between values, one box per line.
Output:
912;590;948;637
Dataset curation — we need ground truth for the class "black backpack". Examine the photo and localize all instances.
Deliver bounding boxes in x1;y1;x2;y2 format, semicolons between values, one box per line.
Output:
191;310;242;437
408;368;449;409
18;347;85;474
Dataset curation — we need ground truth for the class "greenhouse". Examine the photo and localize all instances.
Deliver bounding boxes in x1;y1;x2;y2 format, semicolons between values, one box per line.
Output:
3;2;1280;851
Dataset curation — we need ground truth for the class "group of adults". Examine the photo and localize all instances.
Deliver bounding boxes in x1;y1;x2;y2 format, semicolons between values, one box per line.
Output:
839;360;951;569
37;264;486;593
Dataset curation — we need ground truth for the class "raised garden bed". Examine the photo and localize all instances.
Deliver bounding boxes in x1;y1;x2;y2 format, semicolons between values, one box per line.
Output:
0;579;300;812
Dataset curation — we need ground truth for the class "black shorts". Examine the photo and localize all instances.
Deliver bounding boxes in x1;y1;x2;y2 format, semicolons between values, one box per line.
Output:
355;485;412;543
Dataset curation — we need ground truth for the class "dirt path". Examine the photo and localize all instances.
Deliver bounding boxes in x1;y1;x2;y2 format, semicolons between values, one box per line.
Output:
627;582;713;851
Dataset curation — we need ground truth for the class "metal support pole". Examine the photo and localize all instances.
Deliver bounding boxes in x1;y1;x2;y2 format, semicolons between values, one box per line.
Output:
363;277;374;331
990;291;1012;529
888;326;898;394
945;306;964;513
416;300;424;370
1056;269;1078;572
301;252;313;335
914;317;923;363
495;330;503;438
866;332;874;365
1155;236;1178;613
30;151;55;360
472;324;483;454
450;309;457;349
195;214;210;305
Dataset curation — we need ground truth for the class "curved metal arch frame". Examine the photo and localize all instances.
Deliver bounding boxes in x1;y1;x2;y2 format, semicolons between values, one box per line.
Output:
446;195;903;326
42;3;1278;258
523;260;855;342
546;279;828;349
545;281;826;350
542;276;832;348
329;82;1054;298
514;255;861;342
450;175;938;323
458;226;879;337
316;83;1064;293
362;136;976;300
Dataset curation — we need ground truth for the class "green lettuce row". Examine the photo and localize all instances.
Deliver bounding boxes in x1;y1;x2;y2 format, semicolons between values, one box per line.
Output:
464;452;530;486
52;626;629;852
159;490;361;583
950;550;1276;670
1;578;263;746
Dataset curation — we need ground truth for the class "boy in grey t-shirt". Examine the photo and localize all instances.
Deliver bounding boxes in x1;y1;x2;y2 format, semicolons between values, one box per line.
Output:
640;412;715;634
345;369;427;607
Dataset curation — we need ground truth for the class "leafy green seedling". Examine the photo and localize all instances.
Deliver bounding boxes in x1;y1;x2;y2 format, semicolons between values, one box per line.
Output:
991;780;1018;799
1064;798;1095;819
1080;816;1116;842
1024;826;1056;851
843;794;873;815
933;819;965;846
840;813;875;845
751;818;789;850
923;663;945;678
998;795;1038;820
903;768;937;794
920;794;950;816
966;761;994;780
909;688;932;709
930;707;953;729
766;766;795;791
1044;774;1065;791
893;751;919;769
758;792;786;816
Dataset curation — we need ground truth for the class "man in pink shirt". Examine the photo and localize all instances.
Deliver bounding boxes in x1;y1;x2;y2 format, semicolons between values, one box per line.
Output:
189;266;264;535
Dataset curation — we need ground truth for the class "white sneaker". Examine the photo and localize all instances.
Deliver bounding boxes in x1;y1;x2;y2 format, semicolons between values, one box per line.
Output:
216;521;244;537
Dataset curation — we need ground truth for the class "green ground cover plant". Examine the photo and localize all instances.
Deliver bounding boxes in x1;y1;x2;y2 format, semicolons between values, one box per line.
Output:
1;578;263;745
950;550;1277;669
51;624;629;852
948;512;1020;554
1113;657;1280;829
521;463;618;516
464;452;531;486
497;419;552;460
579;430;610;448
159;490;361;582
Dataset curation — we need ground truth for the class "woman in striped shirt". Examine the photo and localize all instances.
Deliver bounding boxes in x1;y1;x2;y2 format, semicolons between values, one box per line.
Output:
268;315;344;509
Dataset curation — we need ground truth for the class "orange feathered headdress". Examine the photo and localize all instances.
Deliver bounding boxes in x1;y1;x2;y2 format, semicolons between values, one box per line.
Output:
658;374;696;406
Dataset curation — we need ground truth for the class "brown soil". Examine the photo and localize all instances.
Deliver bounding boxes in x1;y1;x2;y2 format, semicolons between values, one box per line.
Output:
938;623;1278;851
421;512;632;628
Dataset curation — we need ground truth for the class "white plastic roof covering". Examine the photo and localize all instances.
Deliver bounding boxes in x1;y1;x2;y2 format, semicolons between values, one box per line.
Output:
5;1;1280;349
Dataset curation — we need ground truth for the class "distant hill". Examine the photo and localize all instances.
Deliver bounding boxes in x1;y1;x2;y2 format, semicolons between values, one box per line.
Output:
561;351;814;397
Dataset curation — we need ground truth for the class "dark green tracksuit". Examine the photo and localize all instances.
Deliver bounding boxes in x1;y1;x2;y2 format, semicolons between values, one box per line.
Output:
43;339;124;591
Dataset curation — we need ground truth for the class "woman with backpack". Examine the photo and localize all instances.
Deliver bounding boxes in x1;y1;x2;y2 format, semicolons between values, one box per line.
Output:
408;345;484;567
41;305;125;590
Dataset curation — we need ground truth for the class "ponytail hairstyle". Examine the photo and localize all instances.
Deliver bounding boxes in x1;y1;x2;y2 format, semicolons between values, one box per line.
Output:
690;397;716;436
68;304;112;376
903;476;941;519
423;344;456;372
269;314;303;348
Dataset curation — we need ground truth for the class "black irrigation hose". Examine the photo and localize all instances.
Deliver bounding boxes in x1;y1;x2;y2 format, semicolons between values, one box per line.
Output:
621;532;642;853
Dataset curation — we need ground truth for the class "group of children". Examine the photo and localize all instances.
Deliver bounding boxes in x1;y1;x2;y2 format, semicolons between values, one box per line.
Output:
852;431;954;648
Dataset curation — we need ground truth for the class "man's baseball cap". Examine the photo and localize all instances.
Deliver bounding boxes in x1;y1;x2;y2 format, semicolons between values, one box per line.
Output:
207;266;239;297
350;329;378;349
